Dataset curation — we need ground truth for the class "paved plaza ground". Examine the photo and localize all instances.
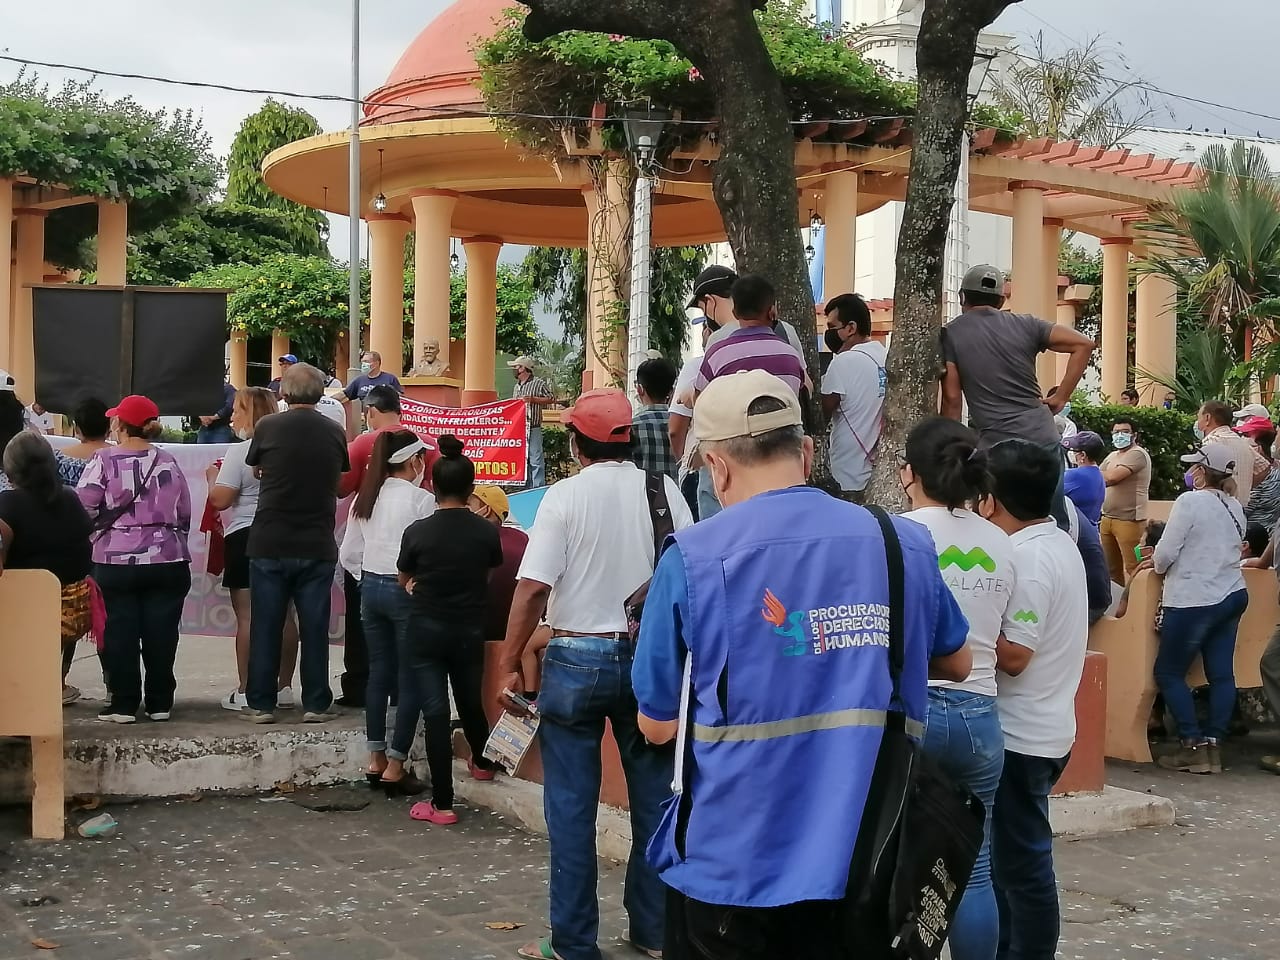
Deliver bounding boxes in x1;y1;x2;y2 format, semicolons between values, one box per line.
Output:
0;731;1276;960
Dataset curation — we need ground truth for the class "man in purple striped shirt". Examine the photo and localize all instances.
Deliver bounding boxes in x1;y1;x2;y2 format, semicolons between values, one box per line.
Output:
693;274;805;399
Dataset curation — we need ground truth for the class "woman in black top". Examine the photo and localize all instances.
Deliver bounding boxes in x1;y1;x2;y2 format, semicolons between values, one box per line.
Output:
394;435;502;824
0;432;94;702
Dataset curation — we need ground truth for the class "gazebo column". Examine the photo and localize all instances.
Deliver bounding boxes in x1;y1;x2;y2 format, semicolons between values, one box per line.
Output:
410;190;457;372
823;170;858;298
0;182;12;369
1100;237;1132;402
271;330;290;365
1038;218;1063;388
1135;272;1176;406
1008;182;1047;388
229;328;248;388
96;200;128;285
462;237;502;405
368;215;410;377
11;209;46;398
582;177;628;391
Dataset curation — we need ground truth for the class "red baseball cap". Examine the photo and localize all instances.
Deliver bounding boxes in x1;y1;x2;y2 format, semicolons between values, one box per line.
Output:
563;389;632;444
1236;415;1274;437
107;395;160;427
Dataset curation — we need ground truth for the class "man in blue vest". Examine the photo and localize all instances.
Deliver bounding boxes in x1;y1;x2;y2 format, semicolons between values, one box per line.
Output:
632;369;973;958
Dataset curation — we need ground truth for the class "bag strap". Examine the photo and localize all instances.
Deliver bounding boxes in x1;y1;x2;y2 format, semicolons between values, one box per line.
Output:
92;450;163;541
644;471;675;568
867;505;906;711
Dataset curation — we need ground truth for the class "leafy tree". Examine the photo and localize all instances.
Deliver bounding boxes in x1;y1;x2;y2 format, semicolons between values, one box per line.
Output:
992;33;1153;147
224;99;328;257
445;266;541;356
1;73;220;270
1137;326;1244;414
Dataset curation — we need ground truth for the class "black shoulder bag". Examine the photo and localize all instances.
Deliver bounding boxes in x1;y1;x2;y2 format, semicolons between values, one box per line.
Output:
839;506;987;960
624;472;676;648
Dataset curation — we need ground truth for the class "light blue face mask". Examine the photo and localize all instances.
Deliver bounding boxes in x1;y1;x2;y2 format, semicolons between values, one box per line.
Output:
1193;422;1205;441
1060;401;1072;418
1112;432;1133;450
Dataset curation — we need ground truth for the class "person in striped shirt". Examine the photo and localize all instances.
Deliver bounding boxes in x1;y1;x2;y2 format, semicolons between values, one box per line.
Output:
692;274;805;399
508;356;556;488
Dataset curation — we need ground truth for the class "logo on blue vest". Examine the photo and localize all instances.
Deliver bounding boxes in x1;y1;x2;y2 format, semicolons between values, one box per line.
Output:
762;589;809;656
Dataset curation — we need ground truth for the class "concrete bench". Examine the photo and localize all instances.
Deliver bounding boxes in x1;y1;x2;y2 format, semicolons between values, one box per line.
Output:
1088;567;1276;763
0;569;66;838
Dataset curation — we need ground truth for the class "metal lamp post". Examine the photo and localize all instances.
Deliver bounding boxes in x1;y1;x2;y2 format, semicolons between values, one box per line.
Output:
347;0;363;385
621;108;670;404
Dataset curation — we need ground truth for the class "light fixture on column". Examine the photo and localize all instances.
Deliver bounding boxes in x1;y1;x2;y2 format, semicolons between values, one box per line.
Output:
809;208;824;230
805;242;817;263
318;186;331;241
449;239;460;271
373;148;388;213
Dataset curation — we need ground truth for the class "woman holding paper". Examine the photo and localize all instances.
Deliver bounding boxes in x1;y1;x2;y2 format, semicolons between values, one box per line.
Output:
395;434;503;825
339;429;436;794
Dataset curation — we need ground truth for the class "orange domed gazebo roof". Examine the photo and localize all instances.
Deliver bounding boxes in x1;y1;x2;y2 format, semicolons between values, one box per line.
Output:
362;0;510;126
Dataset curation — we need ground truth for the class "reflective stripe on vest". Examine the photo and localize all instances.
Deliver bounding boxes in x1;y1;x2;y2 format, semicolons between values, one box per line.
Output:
692;708;925;744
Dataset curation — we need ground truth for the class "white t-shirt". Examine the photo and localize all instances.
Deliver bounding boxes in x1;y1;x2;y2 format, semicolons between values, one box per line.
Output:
339;478;436;579
518;459;694;633
214;441;260;536
904;507;1029;698
24;408;54;435
822;341;887;493
997;521;1090;758
670;354;702;420
279;396;347;430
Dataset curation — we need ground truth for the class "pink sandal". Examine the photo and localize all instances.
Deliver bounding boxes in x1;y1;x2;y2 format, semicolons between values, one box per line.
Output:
409;801;458;825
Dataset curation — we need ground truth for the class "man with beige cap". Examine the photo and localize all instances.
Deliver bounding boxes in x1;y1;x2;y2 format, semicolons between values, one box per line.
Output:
509;355;556;488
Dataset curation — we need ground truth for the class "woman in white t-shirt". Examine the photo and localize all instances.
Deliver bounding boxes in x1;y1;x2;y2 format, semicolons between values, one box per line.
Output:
901;416;1024;960
207;387;299;711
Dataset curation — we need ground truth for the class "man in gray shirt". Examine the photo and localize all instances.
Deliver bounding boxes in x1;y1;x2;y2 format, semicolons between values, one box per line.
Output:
940;264;1095;447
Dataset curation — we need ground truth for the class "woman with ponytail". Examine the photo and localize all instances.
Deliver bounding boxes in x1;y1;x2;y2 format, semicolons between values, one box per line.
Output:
393;434;502;824
339;429;436;795
899;417;1019;960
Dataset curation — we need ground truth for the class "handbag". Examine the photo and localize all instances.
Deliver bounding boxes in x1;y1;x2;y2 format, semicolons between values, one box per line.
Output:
839;506;987;960
623;471;676;647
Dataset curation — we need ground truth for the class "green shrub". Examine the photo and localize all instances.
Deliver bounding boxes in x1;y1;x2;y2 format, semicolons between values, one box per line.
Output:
543;426;573;484
1071;403;1196;501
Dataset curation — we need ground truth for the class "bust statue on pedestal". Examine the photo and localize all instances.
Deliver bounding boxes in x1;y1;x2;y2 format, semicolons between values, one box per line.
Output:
412;336;450;377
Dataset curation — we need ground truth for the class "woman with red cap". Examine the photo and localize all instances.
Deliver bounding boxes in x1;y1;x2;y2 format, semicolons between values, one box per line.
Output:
76;395;192;724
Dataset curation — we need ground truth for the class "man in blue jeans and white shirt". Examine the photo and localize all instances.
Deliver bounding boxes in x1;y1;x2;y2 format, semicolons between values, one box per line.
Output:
496;388;693;960
981;440;1088;960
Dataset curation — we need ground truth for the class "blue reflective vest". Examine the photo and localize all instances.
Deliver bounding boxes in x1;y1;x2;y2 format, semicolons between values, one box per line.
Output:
647;486;949;908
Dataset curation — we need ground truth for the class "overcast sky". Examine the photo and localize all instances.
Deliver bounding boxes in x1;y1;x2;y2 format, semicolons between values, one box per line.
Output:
2;0;1275;334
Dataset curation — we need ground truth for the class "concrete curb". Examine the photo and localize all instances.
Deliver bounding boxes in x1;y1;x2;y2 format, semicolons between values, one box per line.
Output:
1049;785;1177;837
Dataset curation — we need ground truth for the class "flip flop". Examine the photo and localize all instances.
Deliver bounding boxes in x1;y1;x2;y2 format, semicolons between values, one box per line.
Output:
517;939;562;960
1259;755;1280;775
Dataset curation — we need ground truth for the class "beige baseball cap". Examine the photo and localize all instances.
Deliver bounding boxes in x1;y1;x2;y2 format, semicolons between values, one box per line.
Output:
694;370;802;443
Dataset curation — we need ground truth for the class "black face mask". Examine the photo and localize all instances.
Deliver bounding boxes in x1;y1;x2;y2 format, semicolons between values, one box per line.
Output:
824;328;845;353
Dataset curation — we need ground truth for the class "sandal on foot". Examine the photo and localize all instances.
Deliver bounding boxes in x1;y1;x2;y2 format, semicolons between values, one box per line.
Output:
517;940;563;960
1260;755;1280;775
409;801;459;825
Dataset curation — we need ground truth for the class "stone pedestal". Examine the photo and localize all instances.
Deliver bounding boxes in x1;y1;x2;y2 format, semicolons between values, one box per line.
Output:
403;376;462;408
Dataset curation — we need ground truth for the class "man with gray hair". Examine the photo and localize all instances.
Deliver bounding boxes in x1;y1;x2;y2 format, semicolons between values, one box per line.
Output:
632;369;970;957
244;362;350;723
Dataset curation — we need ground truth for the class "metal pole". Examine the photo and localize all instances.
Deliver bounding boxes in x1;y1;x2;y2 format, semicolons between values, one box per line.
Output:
943;130;970;324
626;152;653;405
347;0;363;385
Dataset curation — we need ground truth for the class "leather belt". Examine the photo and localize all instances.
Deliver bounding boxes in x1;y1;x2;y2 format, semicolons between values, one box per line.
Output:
552;629;629;641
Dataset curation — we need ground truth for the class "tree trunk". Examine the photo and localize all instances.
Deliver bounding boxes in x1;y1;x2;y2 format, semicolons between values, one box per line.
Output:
519;0;820;425
864;0;1017;509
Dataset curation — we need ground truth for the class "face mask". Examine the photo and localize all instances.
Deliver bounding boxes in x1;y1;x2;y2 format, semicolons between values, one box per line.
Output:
235;427;250;441
1185;469;1198;490
824;329;845;353
1112;432;1133;449
360;362;373;375
412;464;426;488
1060;401;1072;418
1193;422;1205;441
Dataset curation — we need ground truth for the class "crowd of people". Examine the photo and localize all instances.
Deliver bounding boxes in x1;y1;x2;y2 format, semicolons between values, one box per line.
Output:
6;250;1280;960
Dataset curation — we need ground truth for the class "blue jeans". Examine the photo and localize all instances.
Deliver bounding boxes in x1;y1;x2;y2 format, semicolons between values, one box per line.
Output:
1155;589;1249;741
696;467;721;521
528;426;546;488
248;557;335;713
360;573;411;754
992;751;1069;960
196;423;234;444
538;636;672;960
922;688;1004;960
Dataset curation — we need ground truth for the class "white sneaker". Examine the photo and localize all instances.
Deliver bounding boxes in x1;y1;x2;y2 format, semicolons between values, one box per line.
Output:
222;690;249;712
276;687;296;709
147;711;171;722
97;711;136;724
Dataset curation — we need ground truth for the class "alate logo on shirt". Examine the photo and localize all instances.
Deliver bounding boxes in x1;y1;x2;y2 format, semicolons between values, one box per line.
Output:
762;589;890;656
937;545;996;573
1012;609;1040;624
